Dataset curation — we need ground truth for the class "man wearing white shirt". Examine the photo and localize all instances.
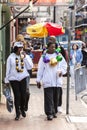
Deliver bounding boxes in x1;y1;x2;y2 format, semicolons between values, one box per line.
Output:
5;41;33;121
36;41;67;120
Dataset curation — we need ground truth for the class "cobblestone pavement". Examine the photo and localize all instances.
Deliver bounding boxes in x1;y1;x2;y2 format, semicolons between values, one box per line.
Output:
0;77;87;130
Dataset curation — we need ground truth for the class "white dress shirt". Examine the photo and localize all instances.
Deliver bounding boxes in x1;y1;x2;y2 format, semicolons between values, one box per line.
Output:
36;53;67;88
5;53;33;83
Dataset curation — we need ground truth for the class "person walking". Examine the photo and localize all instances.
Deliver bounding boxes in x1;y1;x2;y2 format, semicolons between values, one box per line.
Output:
70;43;83;88
48;36;67;113
36;41;67;120
4;41;33;121
81;42;87;67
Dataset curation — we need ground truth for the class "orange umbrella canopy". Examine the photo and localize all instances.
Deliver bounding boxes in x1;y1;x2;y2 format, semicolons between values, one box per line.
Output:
26;22;65;38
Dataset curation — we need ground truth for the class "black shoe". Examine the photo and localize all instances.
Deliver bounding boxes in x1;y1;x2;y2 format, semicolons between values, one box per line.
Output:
15;115;20;121
21;111;26;117
47;115;53;120
24;106;28;111
53;114;57;118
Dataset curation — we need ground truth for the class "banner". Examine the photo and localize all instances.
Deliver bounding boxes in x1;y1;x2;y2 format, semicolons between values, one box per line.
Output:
36;0;56;5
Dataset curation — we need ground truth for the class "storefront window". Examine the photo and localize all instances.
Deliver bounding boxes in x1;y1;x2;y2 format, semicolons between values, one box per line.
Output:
18;18;28;34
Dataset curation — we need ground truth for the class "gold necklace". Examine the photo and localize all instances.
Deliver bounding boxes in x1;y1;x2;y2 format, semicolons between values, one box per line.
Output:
15;55;24;72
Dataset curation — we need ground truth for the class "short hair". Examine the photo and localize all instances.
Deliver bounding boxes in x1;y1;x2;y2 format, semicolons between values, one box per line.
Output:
13;46;19;53
47;41;55;49
48;36;56;43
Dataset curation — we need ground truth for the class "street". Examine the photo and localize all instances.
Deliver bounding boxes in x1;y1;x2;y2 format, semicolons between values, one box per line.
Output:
0;1;87;130
0;77;87;130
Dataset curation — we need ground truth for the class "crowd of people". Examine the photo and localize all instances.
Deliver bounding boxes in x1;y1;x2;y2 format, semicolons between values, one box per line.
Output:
4;34;87;121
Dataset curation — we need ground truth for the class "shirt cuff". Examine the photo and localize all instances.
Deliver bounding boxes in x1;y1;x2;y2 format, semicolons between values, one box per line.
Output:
4;78;9;84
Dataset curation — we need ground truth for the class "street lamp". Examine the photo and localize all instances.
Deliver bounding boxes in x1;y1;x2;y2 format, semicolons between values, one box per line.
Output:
63;9;72;115
63;4;75;115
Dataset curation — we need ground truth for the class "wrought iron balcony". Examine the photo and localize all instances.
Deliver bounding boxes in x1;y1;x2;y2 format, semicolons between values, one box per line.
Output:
75;18;87;27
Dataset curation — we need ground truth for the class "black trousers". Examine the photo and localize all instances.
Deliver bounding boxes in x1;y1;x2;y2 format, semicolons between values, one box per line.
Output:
57;87;62;107
44;87;58;116
10;78;27;115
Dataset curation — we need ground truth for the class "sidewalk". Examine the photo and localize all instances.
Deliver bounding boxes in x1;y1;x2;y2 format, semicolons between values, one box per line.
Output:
0;77;87;130
30;77;87;129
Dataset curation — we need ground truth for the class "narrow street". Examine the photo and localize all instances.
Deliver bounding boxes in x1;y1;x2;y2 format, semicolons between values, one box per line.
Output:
1;77;87;130
0;0;87;130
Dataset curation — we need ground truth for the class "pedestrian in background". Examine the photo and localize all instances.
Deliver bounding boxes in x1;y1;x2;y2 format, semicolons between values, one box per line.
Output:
81;42;87;67
36;41;67;120
70;43;83;88
4;41;33;121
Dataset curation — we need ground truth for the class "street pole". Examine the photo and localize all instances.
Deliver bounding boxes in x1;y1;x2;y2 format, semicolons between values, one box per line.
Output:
66;27;71;114
53;5;56;23
63;9;71;114
64;6;74;115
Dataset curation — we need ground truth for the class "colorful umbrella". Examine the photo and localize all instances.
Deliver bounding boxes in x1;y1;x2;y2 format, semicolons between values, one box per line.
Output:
45;22;65;36
26;22;65;38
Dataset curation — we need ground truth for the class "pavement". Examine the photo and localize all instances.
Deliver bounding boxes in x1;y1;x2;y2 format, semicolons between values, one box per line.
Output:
0;77;87;130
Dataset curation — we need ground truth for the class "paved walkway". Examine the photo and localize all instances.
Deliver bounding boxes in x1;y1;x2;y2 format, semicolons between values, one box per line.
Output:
0;77;87;130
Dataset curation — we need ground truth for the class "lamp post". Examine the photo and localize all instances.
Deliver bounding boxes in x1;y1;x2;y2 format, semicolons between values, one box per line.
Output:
66;26;71;114
63;9;71;115
63;4;75;115
69;4;75;40
53;5;56;23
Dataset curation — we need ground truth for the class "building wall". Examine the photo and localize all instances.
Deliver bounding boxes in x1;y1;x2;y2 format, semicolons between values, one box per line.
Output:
74;0;85;10
55;4;69;24
0;4;2;102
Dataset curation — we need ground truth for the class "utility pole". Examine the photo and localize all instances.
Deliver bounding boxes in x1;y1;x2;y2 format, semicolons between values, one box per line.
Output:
63;4;75;114
53;5;56;23
66;27;71;114
69;4;75;40
63;9;71;115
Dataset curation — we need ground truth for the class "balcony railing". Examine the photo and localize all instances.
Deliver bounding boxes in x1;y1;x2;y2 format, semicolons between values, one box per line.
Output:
75;18;87;27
